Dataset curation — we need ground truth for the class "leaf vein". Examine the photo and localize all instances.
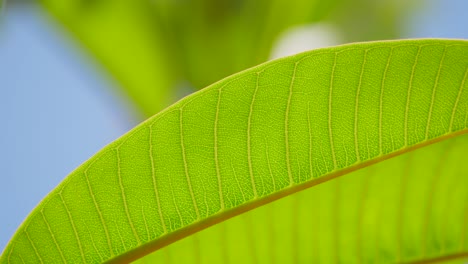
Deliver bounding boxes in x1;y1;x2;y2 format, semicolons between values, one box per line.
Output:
59;192;86;263
41;210;67;263
116;148;142;244
179;108;201;219
354;50;368;162
24;228;43;264
405;47;422;146
214;88;225;210
84;167;113;256
425;46;447;140
449;68;468;131
285;63;298;185
329;53;338;170
149;124;168;234
380;48;393;155
307;103;314;178
247;72;261;197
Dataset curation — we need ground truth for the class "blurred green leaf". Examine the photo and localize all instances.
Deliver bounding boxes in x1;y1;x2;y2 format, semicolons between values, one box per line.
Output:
331;0;420;42
41;0;418;117
41;0;176;117
149;0;342;89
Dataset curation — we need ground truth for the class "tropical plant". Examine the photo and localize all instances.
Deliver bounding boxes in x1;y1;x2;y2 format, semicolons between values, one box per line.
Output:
1;38;467;263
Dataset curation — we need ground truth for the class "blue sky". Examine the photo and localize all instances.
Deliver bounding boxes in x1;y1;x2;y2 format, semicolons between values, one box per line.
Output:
0;3;138;251
0;0;467;253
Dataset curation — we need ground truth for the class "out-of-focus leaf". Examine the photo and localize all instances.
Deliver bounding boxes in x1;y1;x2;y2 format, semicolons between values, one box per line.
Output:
150;0;419;90
332;0;420;42
41;0;176;116
150;0;342;89
41;0;419;117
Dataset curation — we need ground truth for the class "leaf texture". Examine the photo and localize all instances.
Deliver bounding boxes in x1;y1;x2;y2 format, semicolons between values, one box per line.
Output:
136;134;468;263
1;39;467;263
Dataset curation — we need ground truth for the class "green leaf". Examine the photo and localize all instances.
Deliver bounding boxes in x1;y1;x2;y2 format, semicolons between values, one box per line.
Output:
137;134;468;263
154;0;340;89
41;0;176;116
1;39;467;263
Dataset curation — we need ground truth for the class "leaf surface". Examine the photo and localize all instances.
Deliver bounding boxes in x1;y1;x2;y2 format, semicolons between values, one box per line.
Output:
1;39;467;263
137;134;468;263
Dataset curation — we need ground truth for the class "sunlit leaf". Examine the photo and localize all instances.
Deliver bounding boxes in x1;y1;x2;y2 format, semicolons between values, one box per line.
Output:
138;134;467;263
1;39;467;263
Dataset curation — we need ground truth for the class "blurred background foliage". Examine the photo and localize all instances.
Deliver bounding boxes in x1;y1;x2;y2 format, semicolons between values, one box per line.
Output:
40;0;418;116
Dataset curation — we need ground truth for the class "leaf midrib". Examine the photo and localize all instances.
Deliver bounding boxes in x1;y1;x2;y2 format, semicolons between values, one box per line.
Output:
106;129;468;263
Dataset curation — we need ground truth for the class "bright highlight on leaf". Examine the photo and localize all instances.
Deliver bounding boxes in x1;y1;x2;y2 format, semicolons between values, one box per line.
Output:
1;39;467;263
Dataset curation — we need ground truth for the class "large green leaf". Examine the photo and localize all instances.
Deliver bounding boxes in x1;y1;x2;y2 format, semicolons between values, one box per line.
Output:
138;134;467;263
1;39;467;263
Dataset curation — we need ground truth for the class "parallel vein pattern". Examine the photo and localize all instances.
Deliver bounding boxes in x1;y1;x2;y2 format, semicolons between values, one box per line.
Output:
143;133;468;264
1;39;467;264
